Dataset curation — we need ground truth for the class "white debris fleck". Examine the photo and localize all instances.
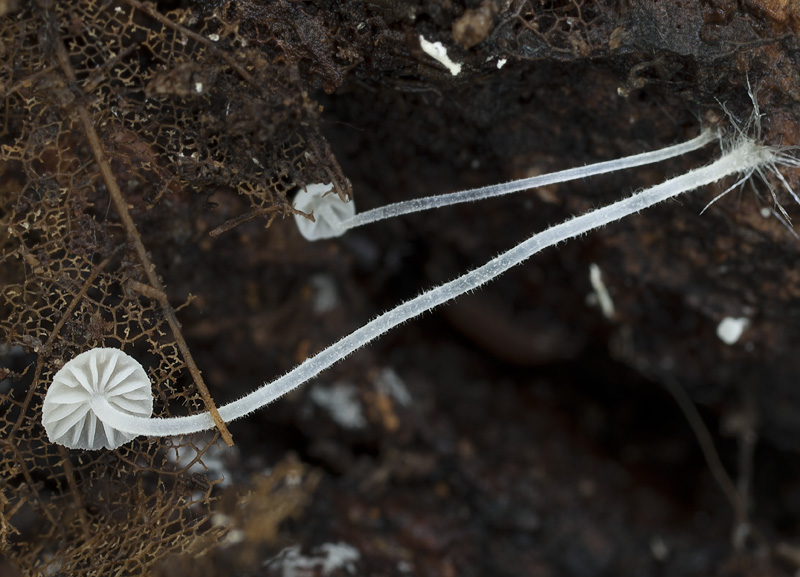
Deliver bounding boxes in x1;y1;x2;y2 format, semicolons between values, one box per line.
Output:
717;317;749;345
419;35;462;76
310;382;366;429
760;207;771;218
375;368;412;406
208;33;220;42
264;542;361;577
310;274;339;314
194;82;203;93
285;469;303;487
211;512;231;527
496;58;507;69
221;528;245;546
42;554;62;576
649;535;669;561
589;263;615;319
316;543;361;574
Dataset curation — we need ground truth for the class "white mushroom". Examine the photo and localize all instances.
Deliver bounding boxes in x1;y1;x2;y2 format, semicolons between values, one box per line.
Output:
292;183;355;240
293;130;717;239
42;348;153;450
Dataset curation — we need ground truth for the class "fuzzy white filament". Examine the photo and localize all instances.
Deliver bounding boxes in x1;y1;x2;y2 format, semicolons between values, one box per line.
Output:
294;129;717;241
42;348;153;450
76;135;783;444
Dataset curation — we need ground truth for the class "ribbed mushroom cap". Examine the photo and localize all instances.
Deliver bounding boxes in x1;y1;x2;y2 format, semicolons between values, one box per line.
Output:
42;348;153;450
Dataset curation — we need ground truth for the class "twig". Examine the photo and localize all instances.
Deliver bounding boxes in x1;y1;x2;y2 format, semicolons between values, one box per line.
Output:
657;373;745;529
209;205;281;237
58;446;91;541
39;0;233;446
122;0;259;89
656;370;766;551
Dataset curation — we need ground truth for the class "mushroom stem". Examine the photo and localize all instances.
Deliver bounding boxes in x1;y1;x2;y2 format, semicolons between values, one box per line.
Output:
339;128;718;232
95;135;785;440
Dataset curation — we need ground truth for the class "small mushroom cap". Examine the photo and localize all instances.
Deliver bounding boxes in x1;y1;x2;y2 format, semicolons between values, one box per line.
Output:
293;183;355;241
42;348;153;450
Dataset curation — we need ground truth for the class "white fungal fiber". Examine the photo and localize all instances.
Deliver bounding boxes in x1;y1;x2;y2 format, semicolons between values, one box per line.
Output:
42;348;153;450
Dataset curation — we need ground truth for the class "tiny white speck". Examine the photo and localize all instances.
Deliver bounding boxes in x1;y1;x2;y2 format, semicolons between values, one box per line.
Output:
208;33;220;42
317;543;361;574
375;368;412;406
285;470;302;486
211;513;231;527
496;58;507;69
311;274;339;314
589;263;615;319
222;529;244;546
194;82;203;93
310;382;366;429
717;317;749;345
649;535;669;561
264;543;360;576
760;207;771;218
419;35;462;76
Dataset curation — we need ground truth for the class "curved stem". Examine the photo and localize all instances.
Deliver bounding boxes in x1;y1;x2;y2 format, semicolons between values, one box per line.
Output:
102;138;773;438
